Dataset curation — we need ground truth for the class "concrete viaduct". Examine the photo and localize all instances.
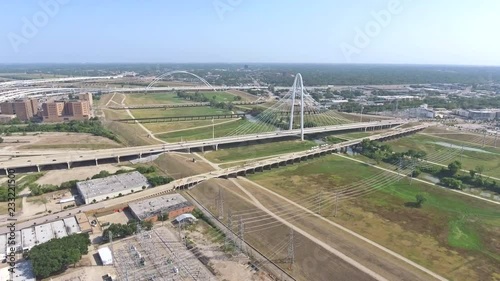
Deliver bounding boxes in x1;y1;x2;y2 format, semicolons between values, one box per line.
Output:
0;120;406;174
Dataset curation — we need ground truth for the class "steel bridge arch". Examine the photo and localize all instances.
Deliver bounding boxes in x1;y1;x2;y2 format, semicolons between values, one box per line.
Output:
145;70;216;91
289;73;305;141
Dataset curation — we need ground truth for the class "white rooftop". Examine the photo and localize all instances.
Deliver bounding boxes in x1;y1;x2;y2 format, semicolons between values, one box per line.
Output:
76;171;149;201
129;194;191;220
174;213;197;223
63;217;81;234
51;220;68;239
21;228;36;251
98;247;113;265
35;223;54;244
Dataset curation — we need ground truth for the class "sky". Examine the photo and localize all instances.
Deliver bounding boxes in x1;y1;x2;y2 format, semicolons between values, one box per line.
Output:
0;0;499;65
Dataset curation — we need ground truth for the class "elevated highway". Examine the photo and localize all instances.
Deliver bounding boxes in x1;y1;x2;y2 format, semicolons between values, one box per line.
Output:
0;120;405;173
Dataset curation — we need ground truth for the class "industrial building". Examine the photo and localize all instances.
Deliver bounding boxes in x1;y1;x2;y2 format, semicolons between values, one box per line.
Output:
35;223;54;244
453;108;500;120
21;227;36;251
51;220;68;239
0;216;89;257
0;98;39;121
129;194;194;222
77;171;150;204
63;217;81;234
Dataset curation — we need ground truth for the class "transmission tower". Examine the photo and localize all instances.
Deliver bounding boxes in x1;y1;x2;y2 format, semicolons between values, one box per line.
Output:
315;189;322;214
217;188;224;219
334;192;339;217
287;228;295;270
226;210;233;248
238;215;245;250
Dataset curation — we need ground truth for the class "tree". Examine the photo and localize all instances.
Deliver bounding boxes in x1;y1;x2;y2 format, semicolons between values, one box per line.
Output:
469;169;477;179
447;161;462;176
40;196;48;212
415;194;426;208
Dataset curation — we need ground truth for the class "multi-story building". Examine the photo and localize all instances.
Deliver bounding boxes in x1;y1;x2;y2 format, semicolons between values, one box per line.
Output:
79;92;93;108
41;100;90;122
0;99;39;121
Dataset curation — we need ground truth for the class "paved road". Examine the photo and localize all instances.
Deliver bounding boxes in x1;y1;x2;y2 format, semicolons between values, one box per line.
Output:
0;120;405;169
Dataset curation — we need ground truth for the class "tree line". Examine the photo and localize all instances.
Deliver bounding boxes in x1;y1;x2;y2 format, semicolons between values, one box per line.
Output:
28;233;91;279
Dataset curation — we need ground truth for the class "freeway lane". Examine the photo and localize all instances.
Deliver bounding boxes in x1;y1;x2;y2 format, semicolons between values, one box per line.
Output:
0;124;427;233
0;120;405;170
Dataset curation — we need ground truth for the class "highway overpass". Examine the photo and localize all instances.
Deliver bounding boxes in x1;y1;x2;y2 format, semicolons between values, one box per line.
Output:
0;120;405;173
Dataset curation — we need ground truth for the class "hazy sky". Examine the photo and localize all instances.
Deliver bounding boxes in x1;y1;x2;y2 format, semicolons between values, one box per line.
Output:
1;0;499;65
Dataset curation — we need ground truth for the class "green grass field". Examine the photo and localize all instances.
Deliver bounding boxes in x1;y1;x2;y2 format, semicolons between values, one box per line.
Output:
248;155;500;280
157;119;276;142
204;140;317;163
126;91;240;105
130;107;233;119
388;133;500;177
144;119;236;134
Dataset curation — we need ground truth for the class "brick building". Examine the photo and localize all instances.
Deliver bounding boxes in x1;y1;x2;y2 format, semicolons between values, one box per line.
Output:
128;194;194;222
0;99;39;121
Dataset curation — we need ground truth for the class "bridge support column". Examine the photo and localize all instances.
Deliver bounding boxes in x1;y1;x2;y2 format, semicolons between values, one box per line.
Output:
66;162;71;169
201;146;204;153
95;159;98;166
139;153;142;159
187;147;191;153
116;156;120;163
36;165;41;172
4;168;8;175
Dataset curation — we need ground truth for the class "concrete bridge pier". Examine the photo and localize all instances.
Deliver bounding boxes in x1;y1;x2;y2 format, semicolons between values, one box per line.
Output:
36;165;41;172
95;159;98;166
116;156;120;163
66;162;71;169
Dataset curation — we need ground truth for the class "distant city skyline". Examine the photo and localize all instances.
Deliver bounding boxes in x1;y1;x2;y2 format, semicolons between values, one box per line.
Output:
1;0;499;66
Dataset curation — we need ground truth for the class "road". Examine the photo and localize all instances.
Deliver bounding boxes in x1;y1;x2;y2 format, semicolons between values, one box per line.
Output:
0;120;406;170
0;125;427;233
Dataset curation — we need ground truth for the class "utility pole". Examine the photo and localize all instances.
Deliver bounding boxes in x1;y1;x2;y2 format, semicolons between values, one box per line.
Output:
212;118;215;140
238;216;245;251
287;228;295;270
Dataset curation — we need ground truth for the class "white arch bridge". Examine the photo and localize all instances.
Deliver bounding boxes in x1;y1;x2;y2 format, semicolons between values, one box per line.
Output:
146;70;216;91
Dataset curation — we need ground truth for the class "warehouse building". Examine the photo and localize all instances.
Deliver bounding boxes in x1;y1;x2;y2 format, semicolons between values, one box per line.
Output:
129;194;194;222
51;221;68;239
76;171;150;204
21;228;36;251
63;217;81;234
35;223;54;244
12;231;22;252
